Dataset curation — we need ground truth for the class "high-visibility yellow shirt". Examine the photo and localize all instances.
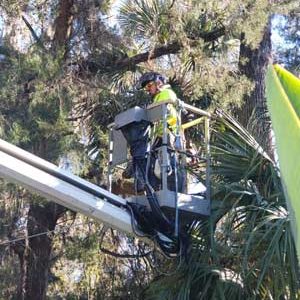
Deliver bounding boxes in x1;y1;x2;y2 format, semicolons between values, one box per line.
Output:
153;85;177;137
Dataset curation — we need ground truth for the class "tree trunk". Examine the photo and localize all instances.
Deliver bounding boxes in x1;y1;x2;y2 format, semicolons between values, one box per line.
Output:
235;21;272;150
15;0;75;298
21;202;65;300
11;238;26;299
52;0;74;55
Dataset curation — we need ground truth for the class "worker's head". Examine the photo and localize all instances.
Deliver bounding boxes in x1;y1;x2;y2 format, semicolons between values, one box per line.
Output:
137;72;167;96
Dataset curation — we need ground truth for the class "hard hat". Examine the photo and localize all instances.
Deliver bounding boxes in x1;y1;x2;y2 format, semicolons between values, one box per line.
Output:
136;72;167;90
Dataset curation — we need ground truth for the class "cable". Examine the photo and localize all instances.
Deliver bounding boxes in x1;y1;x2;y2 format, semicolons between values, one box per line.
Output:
132;159;184;258
136;159;172;230
0;228;57;247
127;203;151;238
0;218;87;247
98;226;152;259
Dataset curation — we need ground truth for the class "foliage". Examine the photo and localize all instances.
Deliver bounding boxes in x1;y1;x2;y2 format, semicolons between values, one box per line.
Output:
145;110;299;299
118;0;253;110
1;0;300;299
266;64;300;262
45;216;155;300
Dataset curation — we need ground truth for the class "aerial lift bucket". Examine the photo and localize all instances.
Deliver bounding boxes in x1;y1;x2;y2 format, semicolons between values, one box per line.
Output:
108;101;211;230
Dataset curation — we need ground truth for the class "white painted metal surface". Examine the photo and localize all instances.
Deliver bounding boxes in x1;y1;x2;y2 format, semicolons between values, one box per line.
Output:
0;138;127;206
0;140;133;235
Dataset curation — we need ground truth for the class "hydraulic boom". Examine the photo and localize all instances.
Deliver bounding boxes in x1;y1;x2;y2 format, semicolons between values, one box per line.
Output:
0;138;134;235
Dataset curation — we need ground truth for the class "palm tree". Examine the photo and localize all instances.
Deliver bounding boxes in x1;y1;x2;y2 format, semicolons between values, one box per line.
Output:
144;110;299;299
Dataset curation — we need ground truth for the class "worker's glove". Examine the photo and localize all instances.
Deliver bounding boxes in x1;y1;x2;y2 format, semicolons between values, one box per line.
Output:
182;111;195;123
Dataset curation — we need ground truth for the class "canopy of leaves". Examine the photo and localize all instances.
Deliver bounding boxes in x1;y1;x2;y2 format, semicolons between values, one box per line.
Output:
145;111;299;299
0;0;300;299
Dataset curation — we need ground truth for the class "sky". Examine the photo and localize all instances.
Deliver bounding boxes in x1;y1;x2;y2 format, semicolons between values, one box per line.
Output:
0;16;3;40
272;15;289;48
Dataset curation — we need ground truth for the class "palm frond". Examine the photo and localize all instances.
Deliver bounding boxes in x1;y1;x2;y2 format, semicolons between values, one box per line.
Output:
266;64;300;262
146;109;299;299
119;0;175;43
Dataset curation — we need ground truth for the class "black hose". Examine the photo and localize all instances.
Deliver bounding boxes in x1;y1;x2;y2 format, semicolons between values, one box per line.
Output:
136;160;172;229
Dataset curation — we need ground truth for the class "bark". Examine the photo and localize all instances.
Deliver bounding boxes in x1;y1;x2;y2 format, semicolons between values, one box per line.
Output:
17;2;75;297
52;0;74;54
106;41;181;71
21;202;66;300
235;21;272;150
81;27;226;73
10;236;26;299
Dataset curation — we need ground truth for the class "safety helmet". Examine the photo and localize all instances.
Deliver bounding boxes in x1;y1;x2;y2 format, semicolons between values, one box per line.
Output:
136;72;167;90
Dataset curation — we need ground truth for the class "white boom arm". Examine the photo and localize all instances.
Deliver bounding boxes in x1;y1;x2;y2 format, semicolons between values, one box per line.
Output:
0;138;133;235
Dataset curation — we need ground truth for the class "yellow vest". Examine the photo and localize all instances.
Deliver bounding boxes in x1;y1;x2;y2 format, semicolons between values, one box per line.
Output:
153;85;177;137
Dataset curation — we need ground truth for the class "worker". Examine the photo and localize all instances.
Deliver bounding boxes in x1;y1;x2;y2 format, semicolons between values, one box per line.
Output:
137;72;177;143
137;72;184;191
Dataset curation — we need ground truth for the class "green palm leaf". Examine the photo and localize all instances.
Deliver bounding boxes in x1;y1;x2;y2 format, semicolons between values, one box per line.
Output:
146;110;299;299
266;64;300;260
119;0;174;43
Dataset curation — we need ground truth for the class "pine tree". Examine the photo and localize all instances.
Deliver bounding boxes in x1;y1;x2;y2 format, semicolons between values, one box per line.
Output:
1;0;300;299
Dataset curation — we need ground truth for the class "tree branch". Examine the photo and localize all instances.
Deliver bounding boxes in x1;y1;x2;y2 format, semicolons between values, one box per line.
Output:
81;26;226;74
52;0;74;54
114;41;182;70
168;0;176;9
100;245;152;259
22;15;45;50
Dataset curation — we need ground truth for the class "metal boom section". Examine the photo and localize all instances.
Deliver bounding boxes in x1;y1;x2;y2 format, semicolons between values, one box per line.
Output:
0;138;133;235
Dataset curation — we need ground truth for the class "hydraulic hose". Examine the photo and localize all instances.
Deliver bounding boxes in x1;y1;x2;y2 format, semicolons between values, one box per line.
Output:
136;159;173;231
